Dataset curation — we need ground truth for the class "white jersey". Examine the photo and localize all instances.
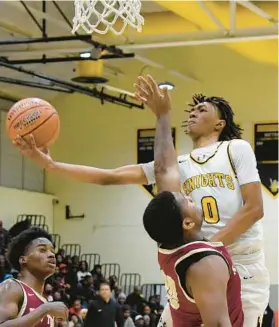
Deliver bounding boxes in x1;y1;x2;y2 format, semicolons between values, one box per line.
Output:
141;139;263;256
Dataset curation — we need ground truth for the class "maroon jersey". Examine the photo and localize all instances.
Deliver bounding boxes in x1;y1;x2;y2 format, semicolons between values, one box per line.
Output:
15;280;54;327
158;241;243;327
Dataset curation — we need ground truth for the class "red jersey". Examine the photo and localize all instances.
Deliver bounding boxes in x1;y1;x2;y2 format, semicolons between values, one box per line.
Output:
15;280;54;327
158;241;243;327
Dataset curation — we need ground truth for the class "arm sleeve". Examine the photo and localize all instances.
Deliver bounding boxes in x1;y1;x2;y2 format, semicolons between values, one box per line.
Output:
84;302;97;327
229;139;260;186
140;156;188;186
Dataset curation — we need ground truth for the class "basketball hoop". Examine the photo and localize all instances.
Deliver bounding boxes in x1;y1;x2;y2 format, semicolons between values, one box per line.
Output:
72;0;144;35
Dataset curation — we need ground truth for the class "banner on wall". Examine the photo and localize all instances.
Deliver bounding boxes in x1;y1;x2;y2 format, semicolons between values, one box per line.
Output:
254;123;278;197
137;128;176;197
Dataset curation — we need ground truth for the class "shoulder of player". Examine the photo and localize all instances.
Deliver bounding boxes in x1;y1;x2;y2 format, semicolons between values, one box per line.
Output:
0;279;23;302
228;139;253;153
186;254;229;282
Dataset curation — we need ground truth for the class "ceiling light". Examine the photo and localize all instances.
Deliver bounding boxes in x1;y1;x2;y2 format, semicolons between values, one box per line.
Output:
80;52;91;58
158;82;175;90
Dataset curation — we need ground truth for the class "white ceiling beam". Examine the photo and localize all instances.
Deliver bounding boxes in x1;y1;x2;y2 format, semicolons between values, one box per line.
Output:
197;1;227;33
236;1;278;23
119;34;277;51
2;25;276;58
0;20;33;37
229;1;237;36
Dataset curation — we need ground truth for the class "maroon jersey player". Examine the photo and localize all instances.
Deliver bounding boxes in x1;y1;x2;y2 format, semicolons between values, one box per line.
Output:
141;82;243;327
0;227;68;327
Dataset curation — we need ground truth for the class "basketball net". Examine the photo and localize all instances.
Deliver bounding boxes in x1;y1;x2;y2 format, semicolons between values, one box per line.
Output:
72;0;144;35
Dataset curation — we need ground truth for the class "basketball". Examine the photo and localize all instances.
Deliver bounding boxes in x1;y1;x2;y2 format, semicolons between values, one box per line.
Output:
6;98;60;148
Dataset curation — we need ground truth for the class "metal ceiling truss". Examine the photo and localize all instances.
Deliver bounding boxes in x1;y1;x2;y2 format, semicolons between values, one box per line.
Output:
0;59;143;110
0;0;142;109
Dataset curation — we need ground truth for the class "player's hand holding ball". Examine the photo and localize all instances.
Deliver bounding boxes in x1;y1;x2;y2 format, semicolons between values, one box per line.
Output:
6;97;59;169
133;74;171;117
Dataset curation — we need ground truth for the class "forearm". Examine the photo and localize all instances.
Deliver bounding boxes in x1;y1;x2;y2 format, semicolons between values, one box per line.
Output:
0;306;47;327
154;113;180;191
47;161;113;184
154;113;176;170
210;204;262;246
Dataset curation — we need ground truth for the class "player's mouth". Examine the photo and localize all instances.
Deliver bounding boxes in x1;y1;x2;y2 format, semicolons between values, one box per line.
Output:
47;260;56;268
187;120;196;126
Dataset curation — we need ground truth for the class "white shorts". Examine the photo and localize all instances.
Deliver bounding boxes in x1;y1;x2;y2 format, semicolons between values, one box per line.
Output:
233;250;270;327
157;250;270;327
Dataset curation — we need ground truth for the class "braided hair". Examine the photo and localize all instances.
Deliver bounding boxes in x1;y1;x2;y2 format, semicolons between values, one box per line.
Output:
189;94;243;141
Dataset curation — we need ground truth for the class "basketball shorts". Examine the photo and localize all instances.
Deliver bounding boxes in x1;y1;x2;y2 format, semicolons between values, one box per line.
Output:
157;250;270;327
233;250;270;327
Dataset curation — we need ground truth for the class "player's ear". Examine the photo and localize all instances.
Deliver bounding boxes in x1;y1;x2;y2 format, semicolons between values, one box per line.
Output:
215;119;226;132
182;217;195;230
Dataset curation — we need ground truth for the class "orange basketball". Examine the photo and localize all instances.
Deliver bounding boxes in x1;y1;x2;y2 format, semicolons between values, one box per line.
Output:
6;97;60;148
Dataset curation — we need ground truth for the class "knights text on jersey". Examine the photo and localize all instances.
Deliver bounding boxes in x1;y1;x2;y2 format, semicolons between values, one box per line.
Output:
15;280;54;327
158;241;244;327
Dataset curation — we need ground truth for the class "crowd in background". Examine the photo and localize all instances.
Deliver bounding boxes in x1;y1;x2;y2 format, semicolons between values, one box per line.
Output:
0;220;164;327
0;220;277;327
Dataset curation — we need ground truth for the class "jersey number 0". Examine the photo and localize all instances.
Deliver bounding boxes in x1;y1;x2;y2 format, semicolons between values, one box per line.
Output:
201;196;220;224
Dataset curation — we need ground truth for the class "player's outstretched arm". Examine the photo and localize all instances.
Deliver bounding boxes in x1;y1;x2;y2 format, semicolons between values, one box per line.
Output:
186;256;232;327
134;74;180;193
0;280;68;327
13;135;148;185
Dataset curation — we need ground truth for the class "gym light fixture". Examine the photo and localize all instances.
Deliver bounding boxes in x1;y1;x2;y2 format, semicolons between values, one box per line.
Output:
80;52;91;58
158;82;175;90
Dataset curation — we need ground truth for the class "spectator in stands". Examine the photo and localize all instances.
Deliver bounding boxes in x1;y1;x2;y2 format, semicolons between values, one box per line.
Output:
53;290;63;301
118;293;127;306
91;264;105;287
64;255;73;266
57;248;66;258
69;314;83;327
77;260;91;282
134;315;144;327
77;275;97;304
84;282;124;327
123;304;135;327
80;308;88;321
154;306;164;327
126;286;146;313
143;315;150;327
69;299;82;317
154;295;161;310
114;285;124;299
44;283;54;301
72;255;80;266
56;253;64;266
109;275;118;291
143;305;157;327
0;220;9;255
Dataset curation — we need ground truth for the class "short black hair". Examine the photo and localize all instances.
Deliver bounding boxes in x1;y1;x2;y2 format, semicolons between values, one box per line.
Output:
143;191;184;246
99;281;111;289
190;94;243;141
7;227;53;271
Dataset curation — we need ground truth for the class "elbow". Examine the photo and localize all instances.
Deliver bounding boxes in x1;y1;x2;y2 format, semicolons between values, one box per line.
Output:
251;204;264;222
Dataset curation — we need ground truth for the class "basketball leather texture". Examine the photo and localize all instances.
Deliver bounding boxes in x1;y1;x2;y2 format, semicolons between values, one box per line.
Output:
6;98;60;148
